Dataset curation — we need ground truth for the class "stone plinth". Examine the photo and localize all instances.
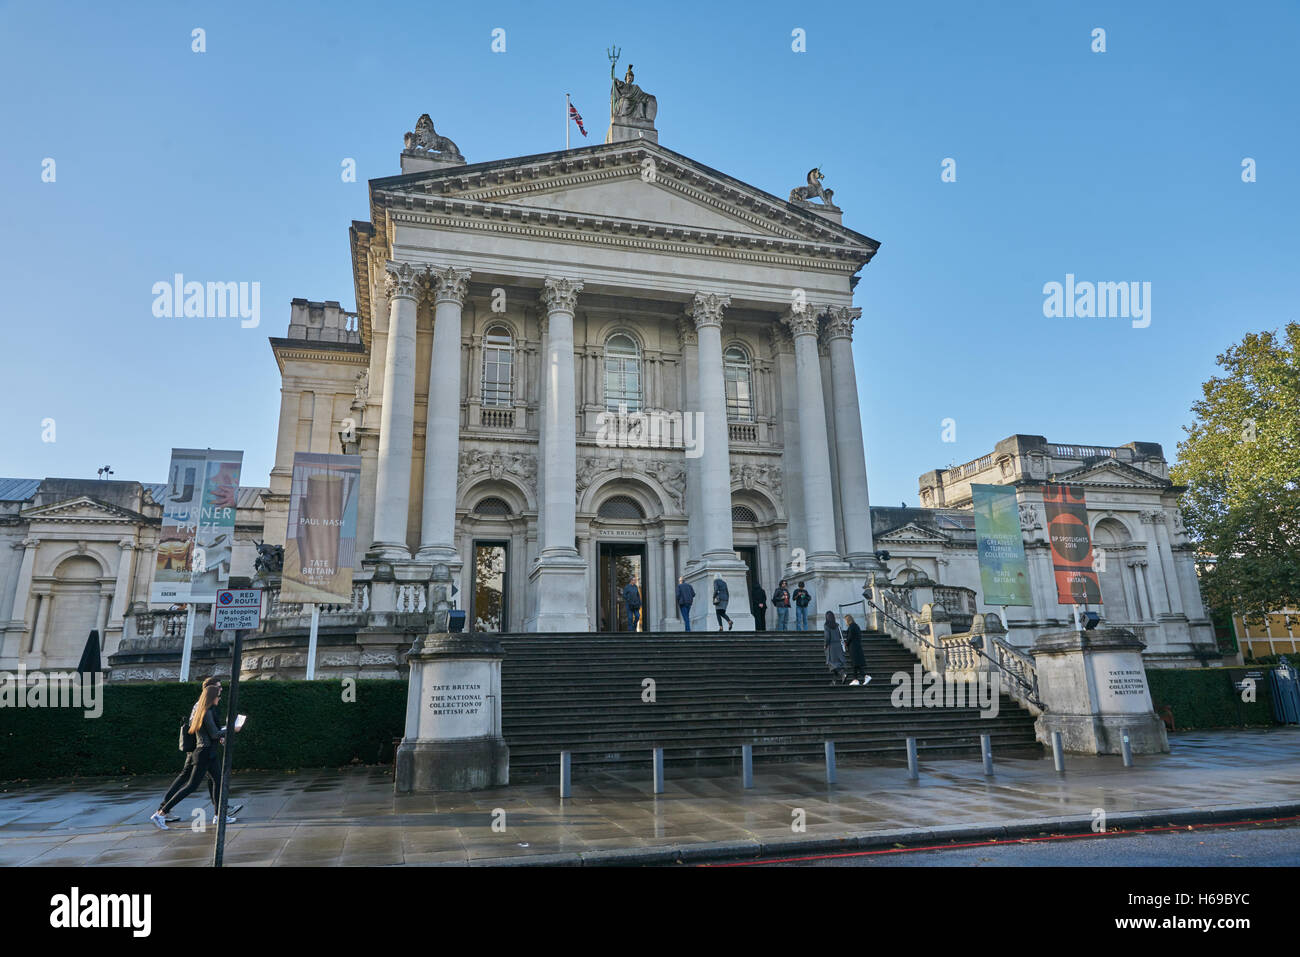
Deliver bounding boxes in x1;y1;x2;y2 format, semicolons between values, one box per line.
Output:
684;562;755;632
1030;627;1168;754
395;633;509;792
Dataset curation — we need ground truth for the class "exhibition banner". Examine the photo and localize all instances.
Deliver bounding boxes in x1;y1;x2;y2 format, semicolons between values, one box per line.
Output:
281;452;361;604
152;449;243;603
971;484;1033;606
1041;484;1102;605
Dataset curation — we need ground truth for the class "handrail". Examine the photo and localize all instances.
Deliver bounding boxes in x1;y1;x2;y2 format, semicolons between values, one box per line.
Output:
866;596;936;649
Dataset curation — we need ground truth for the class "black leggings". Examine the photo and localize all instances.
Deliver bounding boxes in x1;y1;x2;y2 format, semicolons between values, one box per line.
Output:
160;747;220;814
715;608;732;627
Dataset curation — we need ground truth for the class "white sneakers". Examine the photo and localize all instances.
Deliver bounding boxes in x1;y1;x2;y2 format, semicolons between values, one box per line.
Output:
849;680;860;686
149;811;169;830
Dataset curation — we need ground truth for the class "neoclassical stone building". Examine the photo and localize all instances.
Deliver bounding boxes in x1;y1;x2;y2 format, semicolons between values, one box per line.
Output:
262;91;886;641
871;434;1219;667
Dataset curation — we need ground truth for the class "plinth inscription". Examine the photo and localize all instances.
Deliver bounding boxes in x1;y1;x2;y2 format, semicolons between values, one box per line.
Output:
427;683;485;717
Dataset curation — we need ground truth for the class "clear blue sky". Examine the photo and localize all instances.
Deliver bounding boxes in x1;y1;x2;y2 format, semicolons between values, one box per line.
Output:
2;0;1296;508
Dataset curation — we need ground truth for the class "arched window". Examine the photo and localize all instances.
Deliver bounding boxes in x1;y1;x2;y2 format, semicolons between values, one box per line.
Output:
604;333;642;412
597;495;646;520
473;496;513;516
731;504;758;523
481;325;513;407
724;345;754;421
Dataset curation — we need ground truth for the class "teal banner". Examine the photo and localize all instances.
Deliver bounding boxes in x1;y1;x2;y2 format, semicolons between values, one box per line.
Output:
972;484;1033;607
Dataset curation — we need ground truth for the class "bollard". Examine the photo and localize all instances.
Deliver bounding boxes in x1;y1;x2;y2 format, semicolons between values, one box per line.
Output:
824;741;837;786
652;746;665;794
1052;730;1065;773
1121;730;1134;768
559;750;572;798
906;737;919;780
980;733;994;776
742;744;754;789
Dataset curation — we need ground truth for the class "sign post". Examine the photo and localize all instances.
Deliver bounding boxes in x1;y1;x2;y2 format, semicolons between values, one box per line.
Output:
211;588;260;867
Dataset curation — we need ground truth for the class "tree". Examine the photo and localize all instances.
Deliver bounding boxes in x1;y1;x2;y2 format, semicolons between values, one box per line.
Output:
1172;323;1300;624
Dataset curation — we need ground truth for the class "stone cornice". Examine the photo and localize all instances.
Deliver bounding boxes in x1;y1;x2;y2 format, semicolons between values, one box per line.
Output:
384;207;864;274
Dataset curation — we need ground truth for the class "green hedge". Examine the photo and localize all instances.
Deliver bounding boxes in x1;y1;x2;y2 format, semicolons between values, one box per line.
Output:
0;680;407;781
1145;667;1277;730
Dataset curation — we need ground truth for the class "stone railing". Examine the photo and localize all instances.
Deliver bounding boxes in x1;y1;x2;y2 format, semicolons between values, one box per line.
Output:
728;422;758;444
263;580;372;627
933;585;977;631
1050;444;1116;460
942;612;1045;715
119;608;235;654
480;408;515;429
868;582;941;673
396;582;427;614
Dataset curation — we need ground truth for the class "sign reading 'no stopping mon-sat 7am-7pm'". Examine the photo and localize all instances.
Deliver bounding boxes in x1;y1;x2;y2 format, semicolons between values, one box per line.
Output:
214;589;263;630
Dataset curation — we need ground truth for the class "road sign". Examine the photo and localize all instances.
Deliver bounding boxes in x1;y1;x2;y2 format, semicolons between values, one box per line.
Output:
214;589;262;631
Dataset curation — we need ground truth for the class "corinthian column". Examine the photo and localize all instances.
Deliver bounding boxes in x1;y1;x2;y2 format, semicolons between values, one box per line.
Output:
784;307;839;562
824;306;879;568
681;292;754;631
417;266;471;563
527;277;590;632
368;262;422;559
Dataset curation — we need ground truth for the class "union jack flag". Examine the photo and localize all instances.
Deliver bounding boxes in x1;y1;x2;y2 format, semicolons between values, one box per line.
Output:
568;101;587;137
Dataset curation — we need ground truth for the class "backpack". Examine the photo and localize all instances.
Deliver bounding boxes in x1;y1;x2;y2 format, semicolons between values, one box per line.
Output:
179;714;197;752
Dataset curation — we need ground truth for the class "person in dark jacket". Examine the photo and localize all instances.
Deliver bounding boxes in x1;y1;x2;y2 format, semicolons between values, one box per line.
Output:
772;580;791;631
622;575;642;632
152;681;233;829
823;611;847;685
712;575;733;631
751;583;768;631
842;614;871;686
793;582;812;631
676;576;695;632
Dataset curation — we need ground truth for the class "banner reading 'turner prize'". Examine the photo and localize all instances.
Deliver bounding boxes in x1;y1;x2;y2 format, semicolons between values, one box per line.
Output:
971;484;1034;607
1041;484;1103;606
282;452;361;604
152;448;243;604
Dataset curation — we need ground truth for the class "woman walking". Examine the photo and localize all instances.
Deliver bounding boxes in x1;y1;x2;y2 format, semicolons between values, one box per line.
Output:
843;614;871;686
151;680;233;830
824;611;847;685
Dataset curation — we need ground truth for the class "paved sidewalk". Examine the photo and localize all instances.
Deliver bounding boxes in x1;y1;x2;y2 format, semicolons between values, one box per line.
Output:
2;729;1298;866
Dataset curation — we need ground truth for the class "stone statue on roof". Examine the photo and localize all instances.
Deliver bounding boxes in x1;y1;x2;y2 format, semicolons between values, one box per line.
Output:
608;47;657;122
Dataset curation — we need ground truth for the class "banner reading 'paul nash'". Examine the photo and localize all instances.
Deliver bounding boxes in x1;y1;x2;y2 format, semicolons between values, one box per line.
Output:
971;484;1033;607
1041;484;1102;606
282;452;361;604
152;448;243;603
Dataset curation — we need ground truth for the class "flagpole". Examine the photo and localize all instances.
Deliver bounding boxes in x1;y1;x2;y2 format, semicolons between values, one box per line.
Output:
565;93;570;150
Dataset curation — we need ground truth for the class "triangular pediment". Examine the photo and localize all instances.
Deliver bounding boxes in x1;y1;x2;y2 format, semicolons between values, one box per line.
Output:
491;175;795;239
370;140;879;256
22;496;146;524
878;522;949;544
1051;459;1170;489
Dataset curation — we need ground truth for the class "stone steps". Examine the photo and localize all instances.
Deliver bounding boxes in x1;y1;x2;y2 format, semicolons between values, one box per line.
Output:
497;631;1041;772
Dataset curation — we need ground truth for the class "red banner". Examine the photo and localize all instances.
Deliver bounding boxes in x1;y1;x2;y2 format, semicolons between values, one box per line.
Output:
1041;484;1102;605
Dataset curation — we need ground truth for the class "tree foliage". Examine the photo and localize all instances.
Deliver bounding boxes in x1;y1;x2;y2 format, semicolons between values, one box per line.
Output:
1172;323;1300;623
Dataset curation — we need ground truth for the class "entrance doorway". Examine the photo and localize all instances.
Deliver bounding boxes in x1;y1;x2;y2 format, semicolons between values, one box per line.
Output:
598;543;646;632
735;546;758;603
471;541;509;632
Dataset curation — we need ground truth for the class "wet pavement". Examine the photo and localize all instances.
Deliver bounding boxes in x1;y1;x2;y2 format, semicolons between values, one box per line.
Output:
2;728;1298;866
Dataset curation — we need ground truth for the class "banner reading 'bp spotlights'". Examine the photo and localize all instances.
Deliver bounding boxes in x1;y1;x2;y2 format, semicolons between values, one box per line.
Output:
282;452;361;604
971;484;1033;607
152;449;243;603
1041;484;1102;606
